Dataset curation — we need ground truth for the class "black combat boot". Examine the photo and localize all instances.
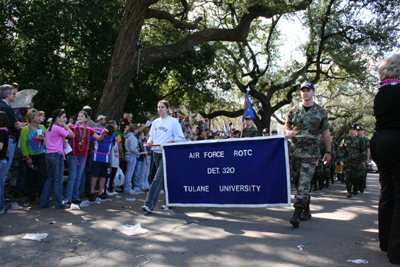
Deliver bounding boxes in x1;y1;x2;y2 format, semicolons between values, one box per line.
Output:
331;176;334;184
363;180;366;189
359;182;364;193
290;206;304;228
325;178;330;188
300;202;311;221
346;187;352;198
353;185;358;195
312;182;318;191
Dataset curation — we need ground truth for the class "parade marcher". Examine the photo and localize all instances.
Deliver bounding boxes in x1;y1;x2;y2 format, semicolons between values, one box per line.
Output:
341;125;364;197
39;109;75;209
262;128;270;136
271;129;278;136
241;116;260;137
370;53;400;264
20;109;46;202
142;100;184;213
284;81;331;228
329;133;338;184
311;136;326;191
357;126;370;191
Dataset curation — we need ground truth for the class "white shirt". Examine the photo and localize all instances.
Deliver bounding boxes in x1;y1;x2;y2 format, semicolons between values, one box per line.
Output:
148;116;185;153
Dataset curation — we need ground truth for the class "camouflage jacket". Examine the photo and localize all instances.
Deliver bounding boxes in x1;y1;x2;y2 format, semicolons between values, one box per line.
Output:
361;136;370;161
335;143;344;162
286;103;330;158
330;141;337;161
241;125;260;137
341;136;363;162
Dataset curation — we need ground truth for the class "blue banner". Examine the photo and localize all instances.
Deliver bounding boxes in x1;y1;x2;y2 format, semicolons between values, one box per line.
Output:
162;137;290;207
243;91;255;121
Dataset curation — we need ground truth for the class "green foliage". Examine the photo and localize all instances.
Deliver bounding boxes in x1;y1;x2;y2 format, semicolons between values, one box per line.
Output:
0;0;123;117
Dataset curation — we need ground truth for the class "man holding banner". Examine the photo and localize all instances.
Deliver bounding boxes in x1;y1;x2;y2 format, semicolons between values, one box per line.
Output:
241;89;260;138
284;81;331;228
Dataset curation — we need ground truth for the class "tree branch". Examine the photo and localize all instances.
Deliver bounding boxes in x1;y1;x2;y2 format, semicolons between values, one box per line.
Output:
200;109;244;119
140;0;312;68
145;8;202;30
272;113;285;125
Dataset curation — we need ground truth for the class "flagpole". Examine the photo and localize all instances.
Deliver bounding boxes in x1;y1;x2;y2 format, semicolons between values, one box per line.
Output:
240;87;251;138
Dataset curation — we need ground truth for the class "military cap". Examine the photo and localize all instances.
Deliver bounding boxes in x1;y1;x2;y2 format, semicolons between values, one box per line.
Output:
300;81;315;91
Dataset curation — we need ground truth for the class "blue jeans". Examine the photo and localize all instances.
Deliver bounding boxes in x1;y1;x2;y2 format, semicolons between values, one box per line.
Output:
0;139;16;188
133;160;143;189
145;153;163;211
39;153;65;209
66;155;86;201
0;158;9;212
124;155;137;193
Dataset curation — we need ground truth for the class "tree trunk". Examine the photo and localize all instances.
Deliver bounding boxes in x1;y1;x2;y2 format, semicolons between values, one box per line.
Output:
96;0;157;121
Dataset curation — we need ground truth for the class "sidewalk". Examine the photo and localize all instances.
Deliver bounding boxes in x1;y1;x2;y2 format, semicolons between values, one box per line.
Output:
0;172;391;266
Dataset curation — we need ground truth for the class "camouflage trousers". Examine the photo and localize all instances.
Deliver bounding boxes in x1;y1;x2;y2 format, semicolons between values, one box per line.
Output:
290;157;317;207
344;160;364;189
360;163;368;184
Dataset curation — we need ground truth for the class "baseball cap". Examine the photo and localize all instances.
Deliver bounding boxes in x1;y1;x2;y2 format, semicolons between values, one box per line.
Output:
349;124;356;129
300;81;315;91
262;128;269;133
97;115;106;121
356;126;364;130
271;129;278;134
245;115;253;120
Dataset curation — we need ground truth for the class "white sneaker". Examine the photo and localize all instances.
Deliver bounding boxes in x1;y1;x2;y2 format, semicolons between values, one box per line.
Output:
112;191;118;195
159;190;165;194
106;191;114;197
128;190;136;195
162;205;169;210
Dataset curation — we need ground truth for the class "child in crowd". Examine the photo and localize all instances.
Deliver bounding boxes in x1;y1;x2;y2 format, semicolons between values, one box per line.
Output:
141;128;151;191
123;124;140;194
0;111;9;214
65;111;107;204
89;124;114;201
39;109;75;209
20;109;46;202
107;120;120;196
121;112;129;125
145;116;154;127
134;131;148;192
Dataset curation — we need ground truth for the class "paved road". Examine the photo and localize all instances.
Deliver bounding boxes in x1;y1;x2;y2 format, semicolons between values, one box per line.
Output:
0;172;391;267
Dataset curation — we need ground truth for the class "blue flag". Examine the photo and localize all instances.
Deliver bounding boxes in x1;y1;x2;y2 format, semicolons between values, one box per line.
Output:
243;91;255;121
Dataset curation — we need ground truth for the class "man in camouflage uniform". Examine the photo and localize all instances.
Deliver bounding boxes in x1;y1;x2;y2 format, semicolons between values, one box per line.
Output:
356;126;370;192
335;143;345;183
284;81;331;228
241;116;260;137
329;133;338;183
311;136;326;191
341;125;364;197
